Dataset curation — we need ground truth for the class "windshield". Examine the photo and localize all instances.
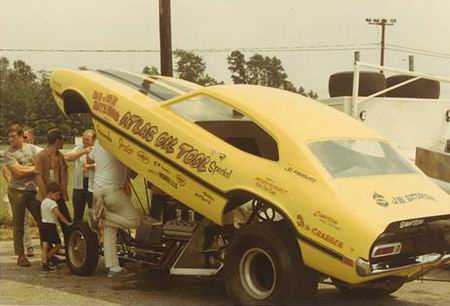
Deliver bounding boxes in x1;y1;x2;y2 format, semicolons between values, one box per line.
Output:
309;139;417;178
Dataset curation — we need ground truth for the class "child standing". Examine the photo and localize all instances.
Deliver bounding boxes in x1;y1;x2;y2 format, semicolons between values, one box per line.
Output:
40;182;71;271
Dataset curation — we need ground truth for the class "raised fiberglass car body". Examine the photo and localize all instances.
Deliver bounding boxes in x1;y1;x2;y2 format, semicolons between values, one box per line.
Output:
50;69;450;302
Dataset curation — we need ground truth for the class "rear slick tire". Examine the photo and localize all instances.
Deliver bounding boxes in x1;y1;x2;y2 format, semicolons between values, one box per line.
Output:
328;71;386;97
224;222;318;305
67;222;99;276
386;75;440;99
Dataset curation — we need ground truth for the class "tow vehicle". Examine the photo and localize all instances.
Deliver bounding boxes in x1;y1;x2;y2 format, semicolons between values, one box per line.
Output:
50;69;450;305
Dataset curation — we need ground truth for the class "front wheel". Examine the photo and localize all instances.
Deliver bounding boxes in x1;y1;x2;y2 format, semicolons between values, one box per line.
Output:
67;222;99;276
224;222;318;305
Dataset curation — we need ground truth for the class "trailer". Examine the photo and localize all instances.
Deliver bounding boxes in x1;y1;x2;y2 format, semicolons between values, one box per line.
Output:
321;61;450;193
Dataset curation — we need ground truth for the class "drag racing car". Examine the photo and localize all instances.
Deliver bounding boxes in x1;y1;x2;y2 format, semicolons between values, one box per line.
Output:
50;69;450;305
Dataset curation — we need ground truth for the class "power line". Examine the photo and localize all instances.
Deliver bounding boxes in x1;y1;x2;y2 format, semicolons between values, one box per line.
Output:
386;48;450;60
386;44;450;59
0;43;379;54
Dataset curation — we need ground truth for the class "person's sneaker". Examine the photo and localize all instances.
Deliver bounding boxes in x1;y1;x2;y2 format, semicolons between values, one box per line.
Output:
17;255;31;267
41;263;55;272
107;268;132;278
49;256;65;266
26;247;34;257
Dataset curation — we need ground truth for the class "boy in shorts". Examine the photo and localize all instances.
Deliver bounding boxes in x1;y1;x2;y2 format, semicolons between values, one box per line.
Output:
40;182;71;271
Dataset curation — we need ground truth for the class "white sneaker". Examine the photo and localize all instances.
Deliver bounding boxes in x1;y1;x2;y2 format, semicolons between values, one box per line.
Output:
107;267;124;278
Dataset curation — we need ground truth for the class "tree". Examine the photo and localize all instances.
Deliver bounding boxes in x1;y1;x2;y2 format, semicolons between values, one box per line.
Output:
173;49;222;86
0;57;86;142
227;50;318;99
227;50;248;84
142;66;160;75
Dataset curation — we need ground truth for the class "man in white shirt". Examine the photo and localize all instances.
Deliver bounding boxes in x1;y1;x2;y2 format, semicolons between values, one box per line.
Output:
89;140;141;277
68;130;96;222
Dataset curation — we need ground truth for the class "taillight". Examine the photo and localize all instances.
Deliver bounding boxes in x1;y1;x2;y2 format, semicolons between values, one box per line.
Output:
371;242;402;258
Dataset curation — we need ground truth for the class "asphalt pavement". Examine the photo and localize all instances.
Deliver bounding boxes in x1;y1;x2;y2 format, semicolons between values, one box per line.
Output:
0;240;449;306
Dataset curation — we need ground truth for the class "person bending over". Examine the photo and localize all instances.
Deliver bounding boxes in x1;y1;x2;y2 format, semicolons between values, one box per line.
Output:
89;140;142;277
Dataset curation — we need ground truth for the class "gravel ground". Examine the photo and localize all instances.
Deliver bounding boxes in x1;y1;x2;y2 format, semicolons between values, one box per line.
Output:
0;240;449;306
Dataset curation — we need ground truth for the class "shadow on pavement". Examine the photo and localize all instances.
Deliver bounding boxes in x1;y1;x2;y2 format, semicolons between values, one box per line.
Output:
0;239;445;306
0;258;441;306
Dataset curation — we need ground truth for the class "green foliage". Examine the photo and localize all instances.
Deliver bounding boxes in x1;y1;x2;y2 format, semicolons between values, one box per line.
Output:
227;50;248;84
0;57;88;142
227;50;319;99
142;65;160;75
173;49;222;86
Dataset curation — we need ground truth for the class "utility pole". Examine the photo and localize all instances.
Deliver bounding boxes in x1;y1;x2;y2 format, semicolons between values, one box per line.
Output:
159;0;173;76
409;55;415;71
365;18;397;70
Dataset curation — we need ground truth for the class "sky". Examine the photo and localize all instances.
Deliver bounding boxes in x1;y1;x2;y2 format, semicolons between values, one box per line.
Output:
2;0;450;98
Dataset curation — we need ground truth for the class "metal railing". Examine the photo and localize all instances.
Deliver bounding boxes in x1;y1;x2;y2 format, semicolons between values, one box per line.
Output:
351;61;450;118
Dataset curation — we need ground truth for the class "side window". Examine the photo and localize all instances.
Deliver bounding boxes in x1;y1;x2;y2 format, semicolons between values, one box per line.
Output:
167;95;279;161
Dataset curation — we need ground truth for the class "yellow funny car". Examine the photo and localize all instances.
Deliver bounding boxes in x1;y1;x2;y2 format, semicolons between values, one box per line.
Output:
50;69;450;305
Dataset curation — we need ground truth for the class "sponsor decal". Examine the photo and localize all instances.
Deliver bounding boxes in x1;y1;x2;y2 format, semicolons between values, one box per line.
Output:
313;210;341;231
155;132;178;154
194;191;215;205
255;177;287;195
92;90;120;121
399;219;425;229
175;174;187;187
150;160;188;190
158;172;178;189
373;192;389;207
118;138;134;155
137;150;150;165
373;192;436;207
296;214;343;249
118;111;232;178
311;228;344;249
177;143;211;172
284;166;317;183
119;112;159;142
208;160;232;178
211;150;227;161
297;214;306;228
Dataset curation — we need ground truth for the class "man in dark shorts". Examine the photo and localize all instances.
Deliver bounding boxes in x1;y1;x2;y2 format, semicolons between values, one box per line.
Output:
40;182;71;271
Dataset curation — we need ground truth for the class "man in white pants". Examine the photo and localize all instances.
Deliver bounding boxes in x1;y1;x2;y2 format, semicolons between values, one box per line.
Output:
89;140;141;277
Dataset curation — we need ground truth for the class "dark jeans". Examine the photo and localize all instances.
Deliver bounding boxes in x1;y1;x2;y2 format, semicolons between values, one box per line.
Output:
56;199;72;246
72;182;93;223
7;189;43;256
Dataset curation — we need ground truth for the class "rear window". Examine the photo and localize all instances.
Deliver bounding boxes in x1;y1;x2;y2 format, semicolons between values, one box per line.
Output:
309;139;417;178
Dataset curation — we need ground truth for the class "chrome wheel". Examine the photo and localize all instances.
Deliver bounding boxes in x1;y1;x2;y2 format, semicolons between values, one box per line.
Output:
239;248;277;300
